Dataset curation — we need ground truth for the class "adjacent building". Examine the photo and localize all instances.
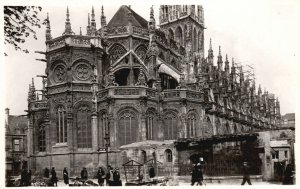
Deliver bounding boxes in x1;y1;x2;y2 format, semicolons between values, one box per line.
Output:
5;108;28;177
26;5;287;180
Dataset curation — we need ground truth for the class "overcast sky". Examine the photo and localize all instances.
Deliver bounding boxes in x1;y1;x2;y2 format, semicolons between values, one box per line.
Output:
2;0;300;116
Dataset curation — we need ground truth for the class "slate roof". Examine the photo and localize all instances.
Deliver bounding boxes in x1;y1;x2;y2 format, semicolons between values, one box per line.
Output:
107;5;148;29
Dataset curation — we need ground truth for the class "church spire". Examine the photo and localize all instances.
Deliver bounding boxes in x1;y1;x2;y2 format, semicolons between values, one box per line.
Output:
45;13;52;41
224;54;229;73
148;5;156;33
90;6;97;36
62;7;74;35
217;46;223;70
101;5;107;27
79;27;82;35
87;13;91;35
208;38;214;64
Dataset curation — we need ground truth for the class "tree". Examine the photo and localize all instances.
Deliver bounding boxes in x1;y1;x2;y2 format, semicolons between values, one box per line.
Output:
4;6;45;56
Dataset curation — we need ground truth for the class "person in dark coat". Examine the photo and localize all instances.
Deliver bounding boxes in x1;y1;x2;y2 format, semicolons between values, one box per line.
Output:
97;167;106;186
149;165;155;179
282;164;294;185
241;162;252;185
81;167;88;180
44;167;50;178
191;165;200;186
196;163;203;186
63;167;69;185
106;165;113;186
50;167;58;186
26;169;32;186
20;168;27;186
112;168;122;186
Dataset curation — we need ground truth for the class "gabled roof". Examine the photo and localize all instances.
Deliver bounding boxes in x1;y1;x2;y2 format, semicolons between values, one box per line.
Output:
107;5;148;29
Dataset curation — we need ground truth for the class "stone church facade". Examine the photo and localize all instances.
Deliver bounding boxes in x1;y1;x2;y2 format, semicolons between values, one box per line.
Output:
27;5;281;178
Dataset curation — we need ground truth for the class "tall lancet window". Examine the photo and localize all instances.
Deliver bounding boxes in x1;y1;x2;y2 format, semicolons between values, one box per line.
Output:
187;113;197;138
118;109;138;146
56;106;67;143
38;123;46;151
163;112;177;140
146;110;156;140
77;105;92;148
99;112;109;146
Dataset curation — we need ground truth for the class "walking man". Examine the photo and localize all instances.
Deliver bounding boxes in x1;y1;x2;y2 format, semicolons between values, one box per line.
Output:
241;162;252;185
81;167;88;180
50;167;58;186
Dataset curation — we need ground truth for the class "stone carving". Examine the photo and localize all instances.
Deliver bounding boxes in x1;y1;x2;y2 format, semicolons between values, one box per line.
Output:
109;44;127;63
135;45;147;61
114;88;139;95
75;64;91;81
53;65;67;83
135;68;147;87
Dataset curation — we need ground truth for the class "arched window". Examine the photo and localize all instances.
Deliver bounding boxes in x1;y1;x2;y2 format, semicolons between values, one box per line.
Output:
118;109;138;145
99;112;109;146
216;119;222;135
38;123;46;151
163;112;177;140
193;28;197;52
165;149;173;162
202;116;213;137
108;44;127;64
146;111;156;140
168;29;174;41
187;113;197;138
225;122;230;135
56;106;67;143
77;105;92;148
141;150;147;163
135;45;147;61
175;26;183;45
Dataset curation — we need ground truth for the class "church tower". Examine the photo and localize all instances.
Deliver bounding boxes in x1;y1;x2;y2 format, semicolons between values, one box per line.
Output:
159;5;205;82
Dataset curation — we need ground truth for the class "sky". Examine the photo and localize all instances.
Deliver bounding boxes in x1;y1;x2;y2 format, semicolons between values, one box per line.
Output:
2;0;300;116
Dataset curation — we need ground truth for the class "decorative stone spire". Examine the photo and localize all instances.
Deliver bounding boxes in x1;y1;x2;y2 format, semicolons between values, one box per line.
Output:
79;27;82;35
90;6;97;36
208;38;214;64
148;5;156;33
101;6;107;27
45;13;52;41
258;84;262;96
62;7;74;35
224;54;229;73
87;13;91;36
217;46;223;70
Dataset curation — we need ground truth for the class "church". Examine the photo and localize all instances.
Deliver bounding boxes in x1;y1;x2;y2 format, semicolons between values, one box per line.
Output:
27;5;282;179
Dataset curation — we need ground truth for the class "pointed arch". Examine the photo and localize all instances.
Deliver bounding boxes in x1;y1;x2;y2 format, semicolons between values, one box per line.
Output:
193;28;197;52
175;26;183;45
168;28;174;41
118;108;138;145
187;112;197;138
146;108;157;140
134;45;147;61
56;105;67;144
76;104;92;148
183;24;188;46
108;43;127;64
163;111;178;140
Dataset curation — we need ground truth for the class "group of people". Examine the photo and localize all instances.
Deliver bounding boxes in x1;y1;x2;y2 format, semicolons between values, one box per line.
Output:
43;167;59;186
99;166;122;186
20;168;31;186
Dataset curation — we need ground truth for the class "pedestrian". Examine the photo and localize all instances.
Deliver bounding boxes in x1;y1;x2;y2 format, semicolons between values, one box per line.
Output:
282;164;294;185
20;168;27;186
113;168;122;186
50;167;58;186
26;169;32;186
191;164;200;186
97;167;106;186
149;165;155;179
241;162;252;185
81;167;88;180
196;163;203;186
63;167;69;185
44;167;50;178
106;165;113;186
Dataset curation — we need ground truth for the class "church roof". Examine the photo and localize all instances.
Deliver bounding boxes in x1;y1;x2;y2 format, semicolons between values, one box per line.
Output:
107;5;148;29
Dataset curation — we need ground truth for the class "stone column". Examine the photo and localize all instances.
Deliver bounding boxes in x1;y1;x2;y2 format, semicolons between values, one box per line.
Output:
91;112;98;151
